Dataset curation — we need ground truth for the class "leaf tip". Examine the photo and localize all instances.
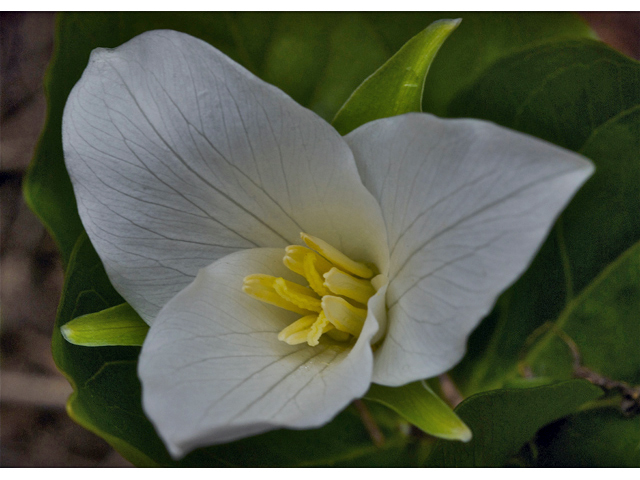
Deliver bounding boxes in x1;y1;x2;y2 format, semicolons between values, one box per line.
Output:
60;323;75;344
430;17;462;33
457;424;473;443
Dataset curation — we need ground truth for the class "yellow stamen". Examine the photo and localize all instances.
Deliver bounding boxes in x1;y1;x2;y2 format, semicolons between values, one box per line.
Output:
322;296;367;337
278;315;318;345
282;246;309;277
284;246;333;276
273;277;322;312
301;233;373;279
243;274;313;315
306;311;334;347
304;253;332;297
323;267;376;305
244;233;379;347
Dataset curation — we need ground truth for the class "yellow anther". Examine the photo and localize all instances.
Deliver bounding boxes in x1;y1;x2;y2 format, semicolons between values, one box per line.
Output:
306;311;333;347
284;246;332;276
323;267;376;305
321;296;367;337
301;232;373;279
283;246;309;277
278;315;318;345
243;274;313;315
245;233;378;348
273;277;322;312
303;254;332;297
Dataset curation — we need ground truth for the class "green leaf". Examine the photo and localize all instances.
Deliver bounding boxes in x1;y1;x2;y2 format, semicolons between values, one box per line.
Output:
365;381;471;442
534;408;640;467
421;13;595;115
524;239;640;384
447;41;640;396
61;303;149;347
425;380;603;467
331;18;460;135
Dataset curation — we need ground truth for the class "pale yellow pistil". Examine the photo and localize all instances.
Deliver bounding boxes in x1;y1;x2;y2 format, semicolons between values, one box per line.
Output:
243;232;378;347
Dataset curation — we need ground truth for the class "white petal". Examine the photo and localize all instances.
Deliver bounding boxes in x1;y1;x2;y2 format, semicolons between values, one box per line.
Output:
346;114;593;386
63;30;388;323
138;248;377;459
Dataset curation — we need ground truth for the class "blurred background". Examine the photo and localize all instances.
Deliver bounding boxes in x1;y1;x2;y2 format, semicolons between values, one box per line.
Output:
1;11;639;467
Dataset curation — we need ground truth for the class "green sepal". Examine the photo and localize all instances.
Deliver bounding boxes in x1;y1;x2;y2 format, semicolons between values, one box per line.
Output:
61;303;149;347
331;18;461;135
365;380;472;442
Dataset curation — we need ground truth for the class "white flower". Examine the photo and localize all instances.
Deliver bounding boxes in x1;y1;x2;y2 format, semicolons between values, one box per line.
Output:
62;30;593;458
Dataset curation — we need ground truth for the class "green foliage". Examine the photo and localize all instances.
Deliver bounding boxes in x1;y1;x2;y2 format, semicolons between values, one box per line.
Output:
445;38;640;469
366;381;471;442
449;41;640;395
525;239;640;384
24;12;640;466
533;408;640;467
332;19;460;135
61;303;149;347
425;380;603;467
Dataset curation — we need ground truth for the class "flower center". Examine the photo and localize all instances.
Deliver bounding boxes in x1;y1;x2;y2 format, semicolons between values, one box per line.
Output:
243;233;379;347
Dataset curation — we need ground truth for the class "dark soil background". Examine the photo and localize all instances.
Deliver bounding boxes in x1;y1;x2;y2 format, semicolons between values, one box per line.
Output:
1;11;638;467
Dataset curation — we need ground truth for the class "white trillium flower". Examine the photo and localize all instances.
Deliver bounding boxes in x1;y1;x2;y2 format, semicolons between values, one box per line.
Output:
62;30;593;458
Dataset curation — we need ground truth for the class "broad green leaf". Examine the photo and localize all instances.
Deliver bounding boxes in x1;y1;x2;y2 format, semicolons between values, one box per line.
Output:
365;381;471;442
533;408;640;467
448;41;640;396
524;239;640;384
61;303;148;347
425;380;603;467
332;18;460;135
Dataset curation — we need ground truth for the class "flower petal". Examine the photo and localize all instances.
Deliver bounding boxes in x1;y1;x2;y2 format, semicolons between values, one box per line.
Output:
63;30;387;323
138;248;377;459
346;114;594;385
